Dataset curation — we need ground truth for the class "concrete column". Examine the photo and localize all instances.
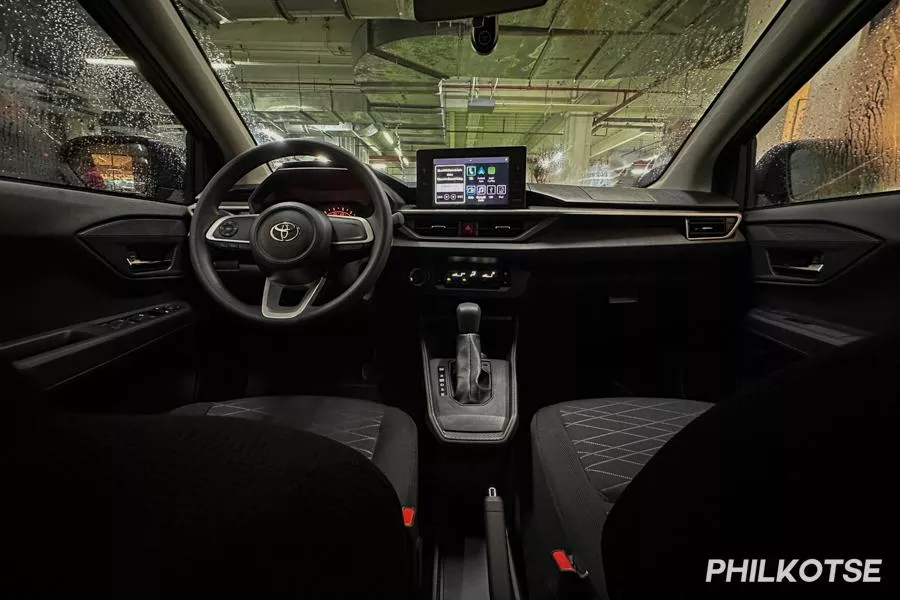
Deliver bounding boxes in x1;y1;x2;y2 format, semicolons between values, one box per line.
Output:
562;112;592;183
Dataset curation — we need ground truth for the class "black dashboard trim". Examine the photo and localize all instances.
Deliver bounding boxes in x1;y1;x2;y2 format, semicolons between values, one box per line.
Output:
398;207;743;240
392;230;746;257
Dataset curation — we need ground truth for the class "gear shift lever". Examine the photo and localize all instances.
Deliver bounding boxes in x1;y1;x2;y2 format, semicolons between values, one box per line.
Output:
457;302;481;335
454;303;491;404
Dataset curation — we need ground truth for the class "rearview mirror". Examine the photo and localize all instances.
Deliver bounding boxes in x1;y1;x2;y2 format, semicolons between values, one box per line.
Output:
754;139;877;206
59;135;185;202
414;0;547;21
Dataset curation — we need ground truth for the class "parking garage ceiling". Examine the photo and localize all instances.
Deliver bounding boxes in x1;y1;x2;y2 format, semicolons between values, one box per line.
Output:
179;0;752;175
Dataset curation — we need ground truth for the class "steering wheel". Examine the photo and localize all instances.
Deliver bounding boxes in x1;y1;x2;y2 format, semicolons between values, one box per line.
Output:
189;139;393;325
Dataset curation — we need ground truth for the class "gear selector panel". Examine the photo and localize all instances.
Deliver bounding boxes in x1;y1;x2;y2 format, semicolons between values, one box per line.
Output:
420;303;518;444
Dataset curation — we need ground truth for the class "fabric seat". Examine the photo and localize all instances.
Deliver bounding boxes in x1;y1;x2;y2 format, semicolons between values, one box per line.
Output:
527;330;900;600
14;400;418;599
172;395;417;507
526;397;712;600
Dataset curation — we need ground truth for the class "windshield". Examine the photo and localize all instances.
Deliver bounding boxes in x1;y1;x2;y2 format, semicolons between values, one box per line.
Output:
177;0;783;186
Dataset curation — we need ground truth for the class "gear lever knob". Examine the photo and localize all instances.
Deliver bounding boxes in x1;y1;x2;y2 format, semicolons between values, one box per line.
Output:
456;302;481;334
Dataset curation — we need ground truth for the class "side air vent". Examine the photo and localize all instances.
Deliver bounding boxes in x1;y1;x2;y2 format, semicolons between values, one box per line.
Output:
685;216;737;240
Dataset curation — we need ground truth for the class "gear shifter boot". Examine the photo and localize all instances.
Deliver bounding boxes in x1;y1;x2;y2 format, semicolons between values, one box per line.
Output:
453;334;492;404
453;303;492;404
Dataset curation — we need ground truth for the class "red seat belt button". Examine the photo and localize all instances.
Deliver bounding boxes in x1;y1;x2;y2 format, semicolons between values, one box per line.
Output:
552;549;576;572
402;507;415;527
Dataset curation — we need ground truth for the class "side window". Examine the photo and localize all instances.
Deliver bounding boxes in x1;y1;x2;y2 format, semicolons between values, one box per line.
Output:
0;0;186;202
753;0;899;208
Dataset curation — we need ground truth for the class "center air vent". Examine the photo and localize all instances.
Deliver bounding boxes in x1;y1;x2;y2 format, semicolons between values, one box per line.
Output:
410;218;458;237
408;218;530;239
478;222;524;238
685;217;737;240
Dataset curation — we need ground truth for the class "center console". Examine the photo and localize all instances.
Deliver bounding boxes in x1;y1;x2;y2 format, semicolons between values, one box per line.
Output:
420;302;518;444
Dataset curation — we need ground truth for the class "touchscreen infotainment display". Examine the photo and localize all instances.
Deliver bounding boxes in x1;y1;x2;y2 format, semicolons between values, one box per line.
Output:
416;146;526;209
433;156;510;207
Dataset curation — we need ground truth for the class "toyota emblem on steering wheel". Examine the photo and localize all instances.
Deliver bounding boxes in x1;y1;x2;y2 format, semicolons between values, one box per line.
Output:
270;221;300;242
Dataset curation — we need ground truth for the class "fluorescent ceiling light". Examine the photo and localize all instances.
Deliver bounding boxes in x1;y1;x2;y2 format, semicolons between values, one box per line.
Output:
371;163;388;172
401;157;410;168
86;57;134;67
306;123;354;132
88;56;229;71
316;154;330;164
395;148;403;159
381;130;395;145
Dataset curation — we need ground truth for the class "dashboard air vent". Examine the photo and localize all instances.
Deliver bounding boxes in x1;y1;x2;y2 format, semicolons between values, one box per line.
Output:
410;218;458;237
478;222;524;238
685;217;736;240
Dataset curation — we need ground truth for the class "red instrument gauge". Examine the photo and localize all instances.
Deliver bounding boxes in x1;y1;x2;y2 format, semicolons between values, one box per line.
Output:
323;205;357;217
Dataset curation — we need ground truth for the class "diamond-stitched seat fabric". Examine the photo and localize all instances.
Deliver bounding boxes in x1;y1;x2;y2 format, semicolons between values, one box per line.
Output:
173;395;417;507
559;398;711;501
204;397;385;458
526;396;712;600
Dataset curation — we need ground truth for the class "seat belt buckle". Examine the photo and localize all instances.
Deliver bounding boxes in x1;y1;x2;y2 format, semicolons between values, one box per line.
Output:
552;549;587;576
552;549;592;598
402;506;416;528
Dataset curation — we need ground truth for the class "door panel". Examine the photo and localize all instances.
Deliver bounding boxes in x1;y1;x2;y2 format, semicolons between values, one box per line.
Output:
0;178;197;404
746;222;879;285
743;193;900;355
80;217;187;279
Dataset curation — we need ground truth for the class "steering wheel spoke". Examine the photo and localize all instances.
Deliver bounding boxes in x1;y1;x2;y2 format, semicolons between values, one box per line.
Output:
329;215;374;259
261;276;326;320
205;214;256;249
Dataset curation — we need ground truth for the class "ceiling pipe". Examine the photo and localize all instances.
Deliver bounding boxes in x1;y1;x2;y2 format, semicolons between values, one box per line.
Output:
441;84;640;93
272;0;297;23
591;91;646;133
228;80;674;95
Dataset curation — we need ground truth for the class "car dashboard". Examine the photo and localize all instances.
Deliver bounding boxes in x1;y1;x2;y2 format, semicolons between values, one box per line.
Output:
214;162;746;300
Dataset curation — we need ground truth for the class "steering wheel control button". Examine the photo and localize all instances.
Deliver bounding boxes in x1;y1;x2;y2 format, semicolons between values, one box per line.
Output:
218;220;239;238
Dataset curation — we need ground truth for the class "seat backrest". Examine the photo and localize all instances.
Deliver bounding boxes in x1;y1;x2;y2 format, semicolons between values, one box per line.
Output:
13;409;413;599
602;330;900;599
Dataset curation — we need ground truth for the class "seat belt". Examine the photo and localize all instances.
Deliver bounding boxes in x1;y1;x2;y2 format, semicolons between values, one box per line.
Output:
552;549;594;599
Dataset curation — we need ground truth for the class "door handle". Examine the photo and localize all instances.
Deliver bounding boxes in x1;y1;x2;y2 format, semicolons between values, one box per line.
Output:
125;255;173;271
773;263;824;275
